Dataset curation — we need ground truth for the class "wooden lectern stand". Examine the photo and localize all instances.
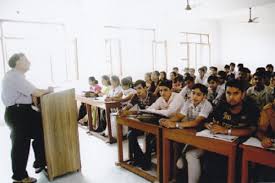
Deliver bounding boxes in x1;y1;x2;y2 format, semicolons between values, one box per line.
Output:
40;88;81;181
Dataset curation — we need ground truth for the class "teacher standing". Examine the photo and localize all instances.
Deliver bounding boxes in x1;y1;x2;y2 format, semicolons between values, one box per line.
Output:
1;53;53;183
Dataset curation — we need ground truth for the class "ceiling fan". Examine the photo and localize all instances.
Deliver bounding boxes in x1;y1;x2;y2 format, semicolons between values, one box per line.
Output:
247;7;259;23
185;0;192;10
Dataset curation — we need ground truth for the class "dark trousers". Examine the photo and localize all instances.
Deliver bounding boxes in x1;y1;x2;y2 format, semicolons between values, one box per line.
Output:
4;104;46;180
128;129;155;163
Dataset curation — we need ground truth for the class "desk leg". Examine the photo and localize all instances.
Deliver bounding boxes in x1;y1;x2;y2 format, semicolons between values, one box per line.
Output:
241;151;249;183
163;137;170;183
117;123;123;163
105;105;114;143
228;150;236;183
156;129;162;182
86;104;93;131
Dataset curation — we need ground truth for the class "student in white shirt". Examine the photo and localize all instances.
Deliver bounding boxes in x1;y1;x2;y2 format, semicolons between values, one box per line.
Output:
160;83;212;183
179;75;195;101
146;80;184;117
116;77;136;106
105;75;123;101
195;67;208;86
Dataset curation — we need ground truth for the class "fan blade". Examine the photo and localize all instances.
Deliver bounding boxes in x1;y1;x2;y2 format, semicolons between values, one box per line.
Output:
252;17;259;21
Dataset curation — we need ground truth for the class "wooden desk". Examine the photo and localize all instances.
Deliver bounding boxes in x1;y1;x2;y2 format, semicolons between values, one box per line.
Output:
162;128;237;183
116;116;162;183
76;95;121;144
240;144;275;183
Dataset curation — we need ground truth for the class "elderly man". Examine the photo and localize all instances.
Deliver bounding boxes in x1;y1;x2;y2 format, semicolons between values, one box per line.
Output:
1;53;53;183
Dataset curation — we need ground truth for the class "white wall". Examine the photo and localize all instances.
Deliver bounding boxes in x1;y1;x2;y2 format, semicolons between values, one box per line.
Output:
219;3;275;73
220;22;275;73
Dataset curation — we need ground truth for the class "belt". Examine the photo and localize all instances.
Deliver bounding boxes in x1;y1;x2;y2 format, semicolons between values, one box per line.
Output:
7;104;32;109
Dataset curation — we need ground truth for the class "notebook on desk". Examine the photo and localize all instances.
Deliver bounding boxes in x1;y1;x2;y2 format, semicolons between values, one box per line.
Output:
196;129;238;142
243;137;275;151
137;109;168;125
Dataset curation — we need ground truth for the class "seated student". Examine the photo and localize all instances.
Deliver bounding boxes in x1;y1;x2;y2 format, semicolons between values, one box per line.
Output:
105;75;123;102
119;77;136;106
207;75;225;106
237;67;251;91
173;67;184;83
160;71;168;82
195;67;208;86
170;71;183;93
78;76;102;124
129;80;184;170
254;97;275;182
146;80;184;117
257;97;275;148
179;75;195;101
217;70;227;89
119;80;158;170
88;76;102;95
206;79;259;137
224;64;230;75
204;79;260;182
209;66;218;76
98;75;111;97
247;72;274;110
160;83;212;183
149;71;161;97
144;72;153;90
189;68;196;80
270;72;275;89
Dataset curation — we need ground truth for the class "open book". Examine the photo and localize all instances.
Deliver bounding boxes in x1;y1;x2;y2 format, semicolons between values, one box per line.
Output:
243;137;275;151
196;129;238;142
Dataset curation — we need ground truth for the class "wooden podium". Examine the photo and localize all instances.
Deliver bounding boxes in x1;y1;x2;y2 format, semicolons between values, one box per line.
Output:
40;88;81;181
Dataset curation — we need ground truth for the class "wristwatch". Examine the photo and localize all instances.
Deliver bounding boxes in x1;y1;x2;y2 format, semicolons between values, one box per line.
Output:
176;122;180;129
227;128;232;135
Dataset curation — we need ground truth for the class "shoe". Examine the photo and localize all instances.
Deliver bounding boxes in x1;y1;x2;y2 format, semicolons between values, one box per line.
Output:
13;176;37;183
35;166;46;173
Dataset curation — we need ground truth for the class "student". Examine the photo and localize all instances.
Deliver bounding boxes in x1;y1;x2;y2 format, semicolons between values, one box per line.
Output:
224;64;230;75
160;83;212;183
119;77;136;106
247;72;273;110
120;80;158;170
229;62;236;77
179;75;195;101
209;66;218;76
173;67;184;83
78;76;101;124
88;76;102;94
159;71;168;82
237;67;251;91
266;64;274;73
254;97;275;182
146;80;184;117
206;79;259;136
189;68;196;80
270;72;275;89
105;75;123;102
170;71;183;93
195;67;208;86
98;75;111;96
149;71;161;96
207;75;225;106
144;72;153;90
204;79;260;182
257;98;275;148
217;70;227;89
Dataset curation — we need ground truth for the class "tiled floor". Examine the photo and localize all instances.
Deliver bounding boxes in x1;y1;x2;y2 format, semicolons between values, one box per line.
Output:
0;124;149;183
